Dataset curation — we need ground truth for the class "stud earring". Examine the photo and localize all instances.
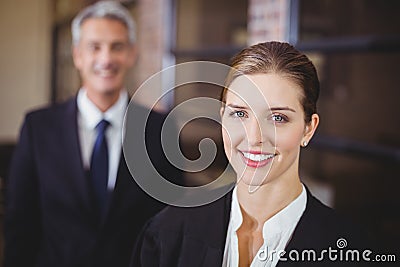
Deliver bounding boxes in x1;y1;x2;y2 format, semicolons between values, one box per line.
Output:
303;141;308;147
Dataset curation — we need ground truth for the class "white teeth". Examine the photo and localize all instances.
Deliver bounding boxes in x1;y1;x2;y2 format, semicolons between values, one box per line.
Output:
242;152;274;162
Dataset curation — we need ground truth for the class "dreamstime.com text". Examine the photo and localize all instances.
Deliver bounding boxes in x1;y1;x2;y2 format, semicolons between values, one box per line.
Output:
256;238;396;263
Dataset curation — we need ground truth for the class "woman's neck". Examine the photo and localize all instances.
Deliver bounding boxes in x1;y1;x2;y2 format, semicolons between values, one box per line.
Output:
236;177;303;227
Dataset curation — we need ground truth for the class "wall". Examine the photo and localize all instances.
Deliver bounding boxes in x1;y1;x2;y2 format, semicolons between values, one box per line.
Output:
0;0;52;142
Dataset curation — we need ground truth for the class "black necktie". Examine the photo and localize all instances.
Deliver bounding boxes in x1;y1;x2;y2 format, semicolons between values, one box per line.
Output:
91;119;110;217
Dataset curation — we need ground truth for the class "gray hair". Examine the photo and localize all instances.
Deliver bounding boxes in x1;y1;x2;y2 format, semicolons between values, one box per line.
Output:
71;1;136;45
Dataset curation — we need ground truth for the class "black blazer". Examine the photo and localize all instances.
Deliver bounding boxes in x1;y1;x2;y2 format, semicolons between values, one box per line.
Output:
132;187;369;267
4;97;181;267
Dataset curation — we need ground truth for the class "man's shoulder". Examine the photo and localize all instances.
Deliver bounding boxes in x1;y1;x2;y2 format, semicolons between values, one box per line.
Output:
128;102;166;122
25;97;76;122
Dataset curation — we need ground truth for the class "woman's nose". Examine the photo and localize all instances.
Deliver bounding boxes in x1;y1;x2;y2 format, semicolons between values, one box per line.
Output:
246;117;266;146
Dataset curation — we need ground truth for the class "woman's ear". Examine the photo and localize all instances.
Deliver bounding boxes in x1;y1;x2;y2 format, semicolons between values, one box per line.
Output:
302;113;319;146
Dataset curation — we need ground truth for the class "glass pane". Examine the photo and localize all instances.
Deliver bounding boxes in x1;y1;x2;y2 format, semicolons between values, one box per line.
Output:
176;0;248;50
300;50;400;251
299;0;400;41
174;0;248;186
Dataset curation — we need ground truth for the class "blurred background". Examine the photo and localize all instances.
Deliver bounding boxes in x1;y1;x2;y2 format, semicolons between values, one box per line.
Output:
0;0;399;263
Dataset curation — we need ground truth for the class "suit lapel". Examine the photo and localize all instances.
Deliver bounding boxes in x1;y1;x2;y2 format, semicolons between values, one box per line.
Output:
62;97;98;221
100;153;126;225
99;100;131;226
284;188;327;252
212;187;325;267
101;100;156;225
205;190;232;266
180;188;233;266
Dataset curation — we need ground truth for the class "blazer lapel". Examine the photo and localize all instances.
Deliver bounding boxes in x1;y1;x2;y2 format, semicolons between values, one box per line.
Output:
205;190;233;266
62;97;98;221
180;187;233;266
284;188;328;252
99;153;127;225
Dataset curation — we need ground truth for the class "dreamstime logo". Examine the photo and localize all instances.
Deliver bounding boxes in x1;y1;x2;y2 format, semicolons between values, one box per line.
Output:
122;61;276;207
255;238;396;263
336;238;347;249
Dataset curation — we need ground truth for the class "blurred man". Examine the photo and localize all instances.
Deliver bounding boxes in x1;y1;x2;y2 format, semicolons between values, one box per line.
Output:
4;1;180;266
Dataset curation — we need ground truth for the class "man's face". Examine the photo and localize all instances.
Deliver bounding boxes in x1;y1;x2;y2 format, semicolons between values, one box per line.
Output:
73;17;136;97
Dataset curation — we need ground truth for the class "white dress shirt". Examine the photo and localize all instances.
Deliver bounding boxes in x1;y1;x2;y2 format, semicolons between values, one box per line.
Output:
77;88;128;190
222;184;307;267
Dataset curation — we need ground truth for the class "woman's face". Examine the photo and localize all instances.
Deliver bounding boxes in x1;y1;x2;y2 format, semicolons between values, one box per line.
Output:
221;73;318;189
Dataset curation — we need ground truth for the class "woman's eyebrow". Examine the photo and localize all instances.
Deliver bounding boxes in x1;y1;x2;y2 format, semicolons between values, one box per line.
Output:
226;104;248;109
269;106;296;112
227;104;296;112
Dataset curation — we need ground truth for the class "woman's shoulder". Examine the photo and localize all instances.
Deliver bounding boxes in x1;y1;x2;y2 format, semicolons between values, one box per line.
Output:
145;190;233;236
295;189;366;249
306;192;359;231
131;191;233;267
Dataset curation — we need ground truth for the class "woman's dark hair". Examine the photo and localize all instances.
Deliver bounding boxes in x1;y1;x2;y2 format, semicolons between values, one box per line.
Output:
222;41;320;123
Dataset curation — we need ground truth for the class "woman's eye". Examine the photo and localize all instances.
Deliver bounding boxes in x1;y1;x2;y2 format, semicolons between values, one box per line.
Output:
234;111;246;118
272;114;286;122
229;110;247;118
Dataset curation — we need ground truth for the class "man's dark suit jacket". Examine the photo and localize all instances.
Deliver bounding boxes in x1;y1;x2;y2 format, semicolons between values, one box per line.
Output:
4;97;181;267
132;187;368;267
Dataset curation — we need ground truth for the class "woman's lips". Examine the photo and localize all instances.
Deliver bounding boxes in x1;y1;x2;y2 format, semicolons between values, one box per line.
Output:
240;151;276;168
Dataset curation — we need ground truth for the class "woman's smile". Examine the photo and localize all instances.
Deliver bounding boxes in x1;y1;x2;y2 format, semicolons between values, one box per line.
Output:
239;150;277;168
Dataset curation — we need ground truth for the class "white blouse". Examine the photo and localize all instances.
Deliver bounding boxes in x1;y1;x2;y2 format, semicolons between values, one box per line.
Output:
222;184;307;267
